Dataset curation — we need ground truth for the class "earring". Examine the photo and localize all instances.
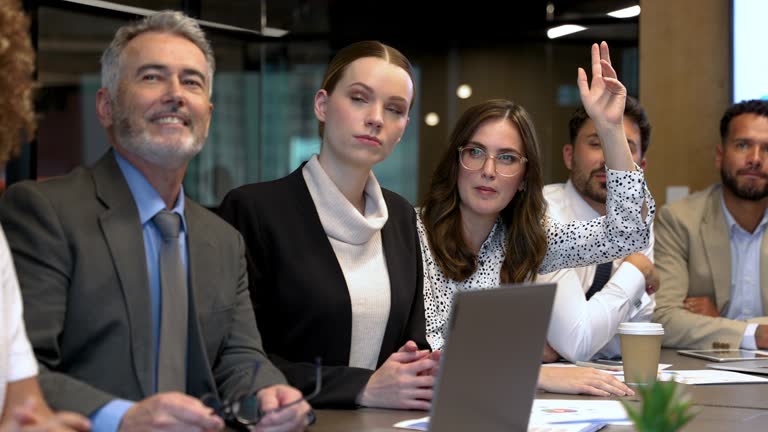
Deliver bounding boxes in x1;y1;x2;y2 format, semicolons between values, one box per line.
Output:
519;181;526;192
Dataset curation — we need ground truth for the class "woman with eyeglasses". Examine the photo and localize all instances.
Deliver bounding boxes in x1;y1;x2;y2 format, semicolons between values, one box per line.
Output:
218;40;436;411
418;42;653;396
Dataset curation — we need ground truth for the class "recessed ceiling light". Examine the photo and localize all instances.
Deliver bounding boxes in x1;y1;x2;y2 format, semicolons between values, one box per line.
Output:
456;84;472;99
547;24;587;39
425;112;440;126
607;5;641;19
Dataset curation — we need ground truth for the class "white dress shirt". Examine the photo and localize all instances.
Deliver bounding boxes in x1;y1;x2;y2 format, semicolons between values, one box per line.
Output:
537;180;655;361
0;227;38;412
720;197;768;350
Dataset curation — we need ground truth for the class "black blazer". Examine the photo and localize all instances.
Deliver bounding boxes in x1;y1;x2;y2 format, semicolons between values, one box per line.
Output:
0;151;285;415
217;164;426;408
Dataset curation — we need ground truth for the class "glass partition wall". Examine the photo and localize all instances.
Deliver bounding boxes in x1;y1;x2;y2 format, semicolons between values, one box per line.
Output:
21;0;638;206
27;0;421;206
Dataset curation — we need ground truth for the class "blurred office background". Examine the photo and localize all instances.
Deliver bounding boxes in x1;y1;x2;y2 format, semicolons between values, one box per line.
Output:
12;0;732;207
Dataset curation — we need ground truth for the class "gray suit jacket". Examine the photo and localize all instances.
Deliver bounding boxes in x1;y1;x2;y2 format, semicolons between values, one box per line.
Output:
653;184;768;349
0;151;285;415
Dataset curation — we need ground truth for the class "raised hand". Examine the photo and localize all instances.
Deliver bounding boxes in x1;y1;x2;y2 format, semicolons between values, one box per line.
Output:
577;41;635;172
577;41;627;130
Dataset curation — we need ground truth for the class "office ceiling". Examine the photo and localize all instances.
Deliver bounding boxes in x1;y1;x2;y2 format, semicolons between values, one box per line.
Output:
93;0;640;46
35;0;640;86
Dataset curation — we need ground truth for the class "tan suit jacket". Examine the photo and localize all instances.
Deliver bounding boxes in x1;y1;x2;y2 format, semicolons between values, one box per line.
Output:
653;184;768;349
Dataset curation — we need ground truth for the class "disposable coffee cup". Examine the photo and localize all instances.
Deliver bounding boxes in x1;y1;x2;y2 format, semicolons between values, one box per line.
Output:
618;322;664;386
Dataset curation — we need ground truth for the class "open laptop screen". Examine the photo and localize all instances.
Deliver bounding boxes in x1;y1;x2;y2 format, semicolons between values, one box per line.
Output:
429;283;557;432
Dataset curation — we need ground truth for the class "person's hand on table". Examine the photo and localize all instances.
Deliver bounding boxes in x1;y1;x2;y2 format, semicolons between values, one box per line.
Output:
538;366;634;397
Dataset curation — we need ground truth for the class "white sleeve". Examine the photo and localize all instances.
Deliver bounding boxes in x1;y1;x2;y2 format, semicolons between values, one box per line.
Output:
3;228;38;382
593;227;656;359
741;324;759;350
542;262;647;362
539;167;655;274
593;281;655;360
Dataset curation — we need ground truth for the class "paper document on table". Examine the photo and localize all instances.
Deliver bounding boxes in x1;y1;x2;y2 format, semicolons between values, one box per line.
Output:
393;416;429;431
529;399;631;426
394;399;628;431
657;369;768;385
393;416;605;432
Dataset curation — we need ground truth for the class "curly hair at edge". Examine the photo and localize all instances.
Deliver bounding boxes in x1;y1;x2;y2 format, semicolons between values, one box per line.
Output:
0;0;35;165
419;99;548;283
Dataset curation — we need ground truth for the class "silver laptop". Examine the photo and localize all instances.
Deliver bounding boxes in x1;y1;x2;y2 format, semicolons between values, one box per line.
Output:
429;283;557;432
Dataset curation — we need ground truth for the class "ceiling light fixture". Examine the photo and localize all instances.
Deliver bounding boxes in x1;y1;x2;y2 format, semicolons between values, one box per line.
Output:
425;113;440;126
546;24;587;39
607;5;641;18
456;84;473;99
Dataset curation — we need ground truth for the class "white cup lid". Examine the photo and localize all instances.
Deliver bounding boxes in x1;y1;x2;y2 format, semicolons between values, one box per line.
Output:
618;322;664;335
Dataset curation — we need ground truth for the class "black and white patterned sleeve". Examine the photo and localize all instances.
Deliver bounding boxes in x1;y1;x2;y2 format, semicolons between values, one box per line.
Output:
539;166;655;274
415;213;450;351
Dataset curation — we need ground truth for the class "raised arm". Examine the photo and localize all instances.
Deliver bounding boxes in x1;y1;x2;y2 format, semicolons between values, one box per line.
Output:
577;41;634;172
539;42;655;274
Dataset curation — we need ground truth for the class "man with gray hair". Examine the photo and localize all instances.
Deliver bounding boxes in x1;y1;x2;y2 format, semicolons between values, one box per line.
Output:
0;10;310;432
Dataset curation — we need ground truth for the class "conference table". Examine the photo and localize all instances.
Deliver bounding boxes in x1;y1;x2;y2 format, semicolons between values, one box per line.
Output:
309;349;768;431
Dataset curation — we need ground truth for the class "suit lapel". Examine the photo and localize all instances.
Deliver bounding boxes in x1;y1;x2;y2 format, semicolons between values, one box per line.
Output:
701;187;732;312
93;151;154;397
183;201;217;397
290;167;355;360
378;212;404;365
291;167;352;300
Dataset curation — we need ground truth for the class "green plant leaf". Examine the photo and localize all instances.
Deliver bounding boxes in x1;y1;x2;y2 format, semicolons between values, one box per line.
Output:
619;380;697;432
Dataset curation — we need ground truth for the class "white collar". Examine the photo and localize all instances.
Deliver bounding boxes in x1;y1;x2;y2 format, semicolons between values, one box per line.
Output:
303;155;388;245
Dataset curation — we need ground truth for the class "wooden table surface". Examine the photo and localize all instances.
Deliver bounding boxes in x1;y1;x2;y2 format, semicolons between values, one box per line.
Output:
309;349;768;431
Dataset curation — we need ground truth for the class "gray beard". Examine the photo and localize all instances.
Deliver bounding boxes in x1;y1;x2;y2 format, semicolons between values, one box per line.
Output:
113;109;204;170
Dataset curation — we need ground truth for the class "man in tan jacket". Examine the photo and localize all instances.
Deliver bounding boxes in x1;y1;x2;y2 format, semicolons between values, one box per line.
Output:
653;99;768;349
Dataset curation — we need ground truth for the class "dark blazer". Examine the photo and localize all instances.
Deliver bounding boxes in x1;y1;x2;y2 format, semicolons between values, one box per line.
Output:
217;164;426;408
0;151;285;416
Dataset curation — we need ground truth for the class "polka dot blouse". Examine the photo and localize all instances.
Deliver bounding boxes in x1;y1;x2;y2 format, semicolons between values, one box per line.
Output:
418;167;656;350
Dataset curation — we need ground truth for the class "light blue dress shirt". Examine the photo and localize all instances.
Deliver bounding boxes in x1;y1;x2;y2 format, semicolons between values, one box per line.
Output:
720;197;768;349
89;152;189;432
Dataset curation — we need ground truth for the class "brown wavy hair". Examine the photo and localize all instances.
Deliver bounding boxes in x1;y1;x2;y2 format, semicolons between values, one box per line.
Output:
420;99;547;283
317;40;415;138
0;0;35;164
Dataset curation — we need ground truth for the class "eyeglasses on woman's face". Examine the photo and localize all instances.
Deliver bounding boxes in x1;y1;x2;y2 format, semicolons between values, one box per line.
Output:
458;145;527;177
